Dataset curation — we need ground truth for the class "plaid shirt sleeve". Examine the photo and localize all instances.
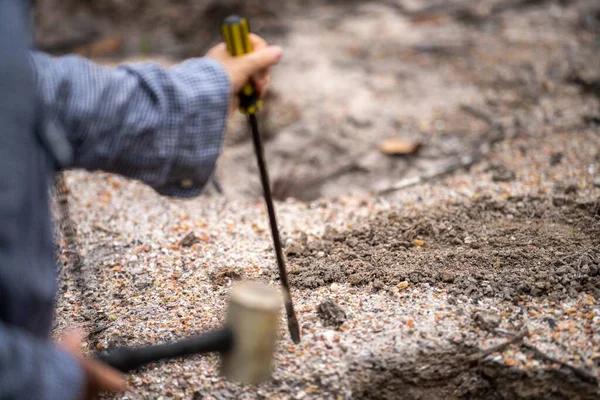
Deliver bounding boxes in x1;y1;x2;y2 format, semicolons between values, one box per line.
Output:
32;52;230;197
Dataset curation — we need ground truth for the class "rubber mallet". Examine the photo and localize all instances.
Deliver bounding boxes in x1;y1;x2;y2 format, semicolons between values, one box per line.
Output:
97;281;282;384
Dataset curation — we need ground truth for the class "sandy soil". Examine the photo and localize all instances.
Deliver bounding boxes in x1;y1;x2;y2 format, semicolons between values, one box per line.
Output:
47;0;600;399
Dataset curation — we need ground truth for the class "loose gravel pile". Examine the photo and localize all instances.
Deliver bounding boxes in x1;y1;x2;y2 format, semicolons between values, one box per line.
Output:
285;194;600;301
50;0;600;399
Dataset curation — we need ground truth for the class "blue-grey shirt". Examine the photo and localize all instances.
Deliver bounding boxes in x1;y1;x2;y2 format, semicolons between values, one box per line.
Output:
34;52;230;197
0;2;230;397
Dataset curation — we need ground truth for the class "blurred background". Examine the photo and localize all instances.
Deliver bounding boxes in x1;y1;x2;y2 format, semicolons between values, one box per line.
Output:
35;0;600;201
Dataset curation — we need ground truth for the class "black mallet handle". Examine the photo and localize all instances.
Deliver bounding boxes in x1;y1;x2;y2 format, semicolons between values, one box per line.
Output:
97;327;234;373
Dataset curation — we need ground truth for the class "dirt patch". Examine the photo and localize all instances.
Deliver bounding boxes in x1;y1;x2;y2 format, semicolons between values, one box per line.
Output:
350;345;599;400
282;196;600;301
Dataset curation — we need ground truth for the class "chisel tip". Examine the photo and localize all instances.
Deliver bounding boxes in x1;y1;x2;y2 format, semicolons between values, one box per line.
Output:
285;303;301;344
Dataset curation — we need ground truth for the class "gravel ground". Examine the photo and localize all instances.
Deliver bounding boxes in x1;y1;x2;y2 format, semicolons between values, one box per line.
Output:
51;0;600;399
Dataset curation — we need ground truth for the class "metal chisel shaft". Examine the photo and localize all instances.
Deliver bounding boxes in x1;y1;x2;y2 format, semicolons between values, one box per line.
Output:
248;114;300;344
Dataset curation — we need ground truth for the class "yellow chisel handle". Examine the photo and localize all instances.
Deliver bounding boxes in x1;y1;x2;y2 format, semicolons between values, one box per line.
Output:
221;15;263;115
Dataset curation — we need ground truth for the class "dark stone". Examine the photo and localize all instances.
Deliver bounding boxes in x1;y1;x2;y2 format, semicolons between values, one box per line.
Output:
317;299;347;328
179;232;199;247
490;165;516;182
472;311;501;331
544;317;557;329
549;152;563;166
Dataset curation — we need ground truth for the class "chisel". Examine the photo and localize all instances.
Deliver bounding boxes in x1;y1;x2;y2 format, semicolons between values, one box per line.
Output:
221;15;301;344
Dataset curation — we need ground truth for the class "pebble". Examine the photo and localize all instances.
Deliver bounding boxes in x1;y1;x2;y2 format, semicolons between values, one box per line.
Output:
440;271;455;283
324;330;336;344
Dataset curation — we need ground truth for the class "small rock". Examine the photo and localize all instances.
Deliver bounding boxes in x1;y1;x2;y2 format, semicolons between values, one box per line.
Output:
440;271;455;283
556;265;568;275
552;196;573;207
563;183;578;195
346;237;359;248
515;352;527;363
483;284;494;296
210;267;242;286
134;279;153;291
192;391;205;400
581;265;590;275
518;283;531;294
285;241;304;256
348;273;363;285
544;317;557;329
307;241;323;252
330;283;340;292
550;152;564;165
323;330;336;344
323;226;343;241
472;310;501;331
317;299;347;328
491;165;516;182
316;251;326;259
397;281;410;290
179;232;199;247
296;390;307;400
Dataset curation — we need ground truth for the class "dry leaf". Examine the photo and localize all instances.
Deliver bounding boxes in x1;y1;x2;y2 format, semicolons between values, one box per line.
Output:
379;138;422;155
410;13;448;25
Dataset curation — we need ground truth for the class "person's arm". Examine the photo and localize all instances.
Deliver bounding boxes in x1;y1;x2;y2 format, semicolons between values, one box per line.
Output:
0;1;83;398
0;324;84;400
32;52;231;197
